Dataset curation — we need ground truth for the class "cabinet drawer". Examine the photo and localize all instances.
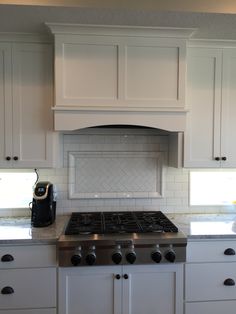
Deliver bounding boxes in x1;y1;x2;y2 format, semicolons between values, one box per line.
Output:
0;268;56;309
185;263;236;301
187;241;236;262
0;310;56;314
0;245;56;268
186;300;236;314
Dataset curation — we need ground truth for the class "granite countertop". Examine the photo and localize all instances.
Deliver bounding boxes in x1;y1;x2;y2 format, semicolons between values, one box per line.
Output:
1;213;236;243
0;215;69;244
168;213;236;239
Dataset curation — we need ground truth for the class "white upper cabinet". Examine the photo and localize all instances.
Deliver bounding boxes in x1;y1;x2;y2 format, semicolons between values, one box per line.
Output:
184;46;236;168
48;24;195;131
0;42;54;168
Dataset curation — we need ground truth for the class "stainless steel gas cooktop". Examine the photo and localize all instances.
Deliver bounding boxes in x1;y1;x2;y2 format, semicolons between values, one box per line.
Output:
58;211;187;267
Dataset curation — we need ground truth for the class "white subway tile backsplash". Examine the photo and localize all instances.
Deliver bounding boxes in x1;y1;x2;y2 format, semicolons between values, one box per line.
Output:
0;128;225;217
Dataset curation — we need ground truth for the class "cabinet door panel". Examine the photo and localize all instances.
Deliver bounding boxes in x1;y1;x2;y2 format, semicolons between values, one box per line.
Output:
58;266;122;314
0;43;13;167
12;43;53;168
0;309;56;314
123;264;183;314
184;48;222;167
186;263;236;301
0;268;56;309
221;49;236;167
186;300;236;314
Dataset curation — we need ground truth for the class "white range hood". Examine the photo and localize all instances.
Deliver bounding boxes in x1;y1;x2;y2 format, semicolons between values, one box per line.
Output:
48;24;196;132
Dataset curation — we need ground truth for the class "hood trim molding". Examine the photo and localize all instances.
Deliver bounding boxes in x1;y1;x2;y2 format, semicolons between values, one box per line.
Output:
53;108;187;132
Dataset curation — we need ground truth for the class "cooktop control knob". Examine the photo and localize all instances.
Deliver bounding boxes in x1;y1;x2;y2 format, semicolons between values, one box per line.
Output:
126;245;136;264
86;246;96;266
112;245;122;264
71;254;82;266
151;247;162;263
71;246;82;266
165;248;176;263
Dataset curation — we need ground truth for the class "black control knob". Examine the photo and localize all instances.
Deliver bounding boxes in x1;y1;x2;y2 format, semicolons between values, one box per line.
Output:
221;157;227;161
71;254;82;266
13;156;18;161
5;156;11;161
151;250;162;263
126;251;136;264
215;157;220;161
86;252;96;265
112;252;122;264
165;249;176;263
224;278;235;286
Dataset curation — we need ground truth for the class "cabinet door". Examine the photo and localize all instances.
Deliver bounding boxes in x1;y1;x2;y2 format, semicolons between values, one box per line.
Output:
184;48;222;167
12;43;54;168
58;266;122;314
0;43;13;167
123;264;183;314
186;300;236;314
221;48;236;167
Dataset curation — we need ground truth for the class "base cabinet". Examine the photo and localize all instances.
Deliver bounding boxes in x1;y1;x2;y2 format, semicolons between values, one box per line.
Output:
59;264;183;314
0;245;57;313
185;240;236;313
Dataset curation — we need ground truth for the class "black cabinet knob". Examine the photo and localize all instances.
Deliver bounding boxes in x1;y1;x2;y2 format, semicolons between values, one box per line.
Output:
5;156;11;161
221;157;227;161
224;278;235;286
13;156;18;161
71;254;82;266
1;254;14;262
115;274;121;280
214;157;220;161
123;274;129;280
1;286;14;294
224;248;235;256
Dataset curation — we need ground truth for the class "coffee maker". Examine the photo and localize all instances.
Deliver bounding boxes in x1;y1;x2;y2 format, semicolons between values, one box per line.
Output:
31;181;56;227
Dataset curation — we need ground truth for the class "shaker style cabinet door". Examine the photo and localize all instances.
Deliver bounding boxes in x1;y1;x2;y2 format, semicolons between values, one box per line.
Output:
0;42;54;168
0;43;13;167
185;46;236;168
184;48;222;167
58;266;122;314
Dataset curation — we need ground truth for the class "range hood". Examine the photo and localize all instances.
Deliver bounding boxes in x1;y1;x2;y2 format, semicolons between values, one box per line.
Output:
48;24;195;132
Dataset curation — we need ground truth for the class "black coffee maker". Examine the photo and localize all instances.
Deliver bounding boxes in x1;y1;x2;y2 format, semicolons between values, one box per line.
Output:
31;181;56;227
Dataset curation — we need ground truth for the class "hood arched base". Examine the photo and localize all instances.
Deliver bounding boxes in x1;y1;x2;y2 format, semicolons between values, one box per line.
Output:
53;108;186;132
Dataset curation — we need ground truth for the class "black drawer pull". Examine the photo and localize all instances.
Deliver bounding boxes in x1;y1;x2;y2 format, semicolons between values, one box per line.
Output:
123;274;129;279
1;286;14;294
1;254;14;262
115;274;121;280
224;278;235;286
224;248;235;256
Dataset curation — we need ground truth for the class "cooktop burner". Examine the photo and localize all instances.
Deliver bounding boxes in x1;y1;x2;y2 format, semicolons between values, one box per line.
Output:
65;211;178;235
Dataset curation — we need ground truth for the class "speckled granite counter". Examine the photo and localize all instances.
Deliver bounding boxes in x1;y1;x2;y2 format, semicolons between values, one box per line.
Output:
168;213;236;239
0;215;69;244
1;213;236;243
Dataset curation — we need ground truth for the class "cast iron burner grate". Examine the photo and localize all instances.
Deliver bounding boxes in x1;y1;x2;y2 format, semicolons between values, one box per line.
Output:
65;211;178;235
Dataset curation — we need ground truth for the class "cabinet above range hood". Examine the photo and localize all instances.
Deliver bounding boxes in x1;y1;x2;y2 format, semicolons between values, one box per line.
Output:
47;24;196;131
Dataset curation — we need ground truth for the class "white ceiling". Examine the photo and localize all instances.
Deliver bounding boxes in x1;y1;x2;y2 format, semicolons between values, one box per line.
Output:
1;4;236;40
